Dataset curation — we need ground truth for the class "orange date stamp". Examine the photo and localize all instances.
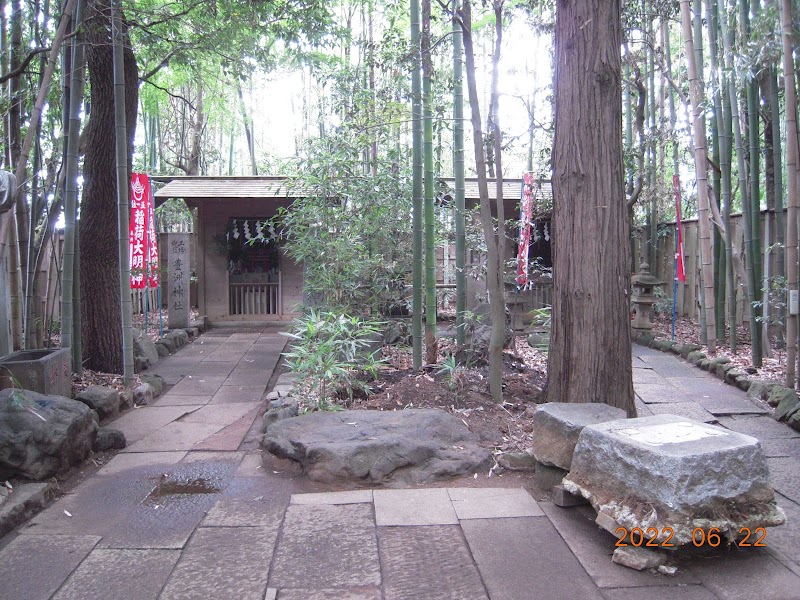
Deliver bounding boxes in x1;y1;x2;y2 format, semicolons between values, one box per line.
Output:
614;526;767;548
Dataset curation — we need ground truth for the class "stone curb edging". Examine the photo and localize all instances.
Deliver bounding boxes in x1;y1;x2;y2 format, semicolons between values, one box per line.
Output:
631;331;800;432
0;480;58;539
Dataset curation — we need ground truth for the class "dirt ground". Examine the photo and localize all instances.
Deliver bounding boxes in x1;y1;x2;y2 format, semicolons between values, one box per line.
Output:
342;338;549;457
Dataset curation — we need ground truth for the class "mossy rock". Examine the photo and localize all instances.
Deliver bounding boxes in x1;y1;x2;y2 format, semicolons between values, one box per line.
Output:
768;386;797;409
680;344;703;359
687;350;706;365
772;388;800;421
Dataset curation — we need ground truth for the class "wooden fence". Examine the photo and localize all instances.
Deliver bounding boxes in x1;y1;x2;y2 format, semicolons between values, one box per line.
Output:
636;209;783;328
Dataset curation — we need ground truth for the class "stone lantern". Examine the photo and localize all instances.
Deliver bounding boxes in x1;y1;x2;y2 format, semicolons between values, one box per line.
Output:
631;262;663;331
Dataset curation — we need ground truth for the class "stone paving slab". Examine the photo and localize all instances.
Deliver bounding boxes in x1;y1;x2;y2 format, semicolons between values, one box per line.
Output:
290;490;374;505
123;422;224;453
759;437;800;457
235;451;266;477
203;348;249;362
167;375;227;396
51;548;180;600
686;548;800;600
373;488;458;526
461;516;605;600
379;525;488;600
634;382;689;404
718;416;800;439
152;394;214;407
96;451;187;476
769;494;800;564
225;370;275;386
645;402;717;423
210;385;266;404
275;589;381;600
766;457;800;504
269;504;380;589
632;368;671;386
202;498;284;528
693;393;769;416
187;361;238;377
0;534;100;600
21;474;156;537
636;357;708;378
148;368;186;385
540;503;700;589
159;526;276;600
179;401;260;426
192;407;260;451
111;405;201;444
599;585;719;600
447;487;544;519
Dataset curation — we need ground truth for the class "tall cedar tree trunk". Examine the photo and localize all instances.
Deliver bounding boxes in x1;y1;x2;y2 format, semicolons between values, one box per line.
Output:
80;0;138;373
546;0;635;415
459;0;504;402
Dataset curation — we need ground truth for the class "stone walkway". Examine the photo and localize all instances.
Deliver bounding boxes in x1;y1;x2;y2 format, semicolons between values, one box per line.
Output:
0;331;799;599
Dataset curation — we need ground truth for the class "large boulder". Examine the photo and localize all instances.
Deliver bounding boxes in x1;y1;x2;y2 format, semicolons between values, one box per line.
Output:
0;389;98;480
75;385;120;422
262;408;491;484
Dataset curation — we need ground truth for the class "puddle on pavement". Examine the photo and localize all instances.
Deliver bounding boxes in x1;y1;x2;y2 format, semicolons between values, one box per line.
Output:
147;475;221;501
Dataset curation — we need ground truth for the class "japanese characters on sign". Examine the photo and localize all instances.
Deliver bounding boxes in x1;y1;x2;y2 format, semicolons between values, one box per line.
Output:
129;173;160;289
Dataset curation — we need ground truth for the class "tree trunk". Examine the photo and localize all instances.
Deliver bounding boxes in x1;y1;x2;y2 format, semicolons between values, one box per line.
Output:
422;0;437;364
453;0;466;348
779;0;799;386
680;0;716;352
546;0;635;416
411;0;424;369
80;0;138;374
460;0;504;403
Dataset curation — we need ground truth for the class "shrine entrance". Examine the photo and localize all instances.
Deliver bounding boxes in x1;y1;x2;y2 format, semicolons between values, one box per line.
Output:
225;218;281;316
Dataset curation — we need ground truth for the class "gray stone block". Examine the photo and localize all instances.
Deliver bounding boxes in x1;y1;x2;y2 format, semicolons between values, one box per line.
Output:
749;379;781;402
611;546;665;571
155;342;170;357
262;398;299;433
139;374;164;398
769;386;797;410
687;350;706;364
133;383;154;406
133;330;159;367
75;385;120;422
552;484;589;508
699;358;712;370
534;461;568;490
118;390;134;411
773;389;800;422
563;414;786;546
532;402;626;470
94;427;126;451
680;343;703;359
0;347;72;398
159;336;176;353
496;450;537;471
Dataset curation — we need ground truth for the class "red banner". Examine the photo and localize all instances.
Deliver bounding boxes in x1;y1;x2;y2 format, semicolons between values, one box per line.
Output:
516;172;535;287
673;175;686;283
129;173;159;289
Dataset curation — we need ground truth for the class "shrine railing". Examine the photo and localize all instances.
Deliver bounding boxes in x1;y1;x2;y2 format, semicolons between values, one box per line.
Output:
229;274;281;316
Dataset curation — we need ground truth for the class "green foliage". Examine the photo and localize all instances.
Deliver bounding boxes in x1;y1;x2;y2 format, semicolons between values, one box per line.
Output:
272;127;414;315
435;355;467;406
282;310;385;409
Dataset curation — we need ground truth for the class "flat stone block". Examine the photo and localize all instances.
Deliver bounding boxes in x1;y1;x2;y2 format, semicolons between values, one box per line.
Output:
379;525;488;600
109;405;201;444
276;589;381;600
202;499;284;527
0;482;53;538
52;549;180;600
160;527;276;600
0;534;100;600
179;401;260;427
461;517;604;600
290;490;374;505
123;421;223;452
718;416;800;440
563;414;786;545
541;503;701;589
646;402;717;423
532;402;627;470
269;504;380;589
210;385;266;404
168;375;226;395
96;451;186;476
373;488;458;526
447;487;543;519
152;394;213;406
535;461;569;489
634;383;689;404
